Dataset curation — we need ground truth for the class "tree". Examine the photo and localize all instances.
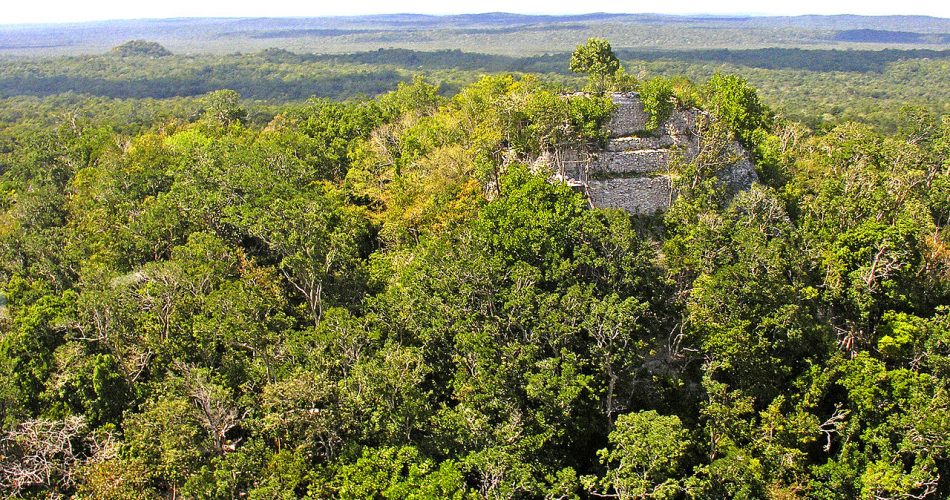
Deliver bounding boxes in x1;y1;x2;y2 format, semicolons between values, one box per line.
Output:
0;416;116;496
701;73;771;155
639;77;675;132
331;446;469;499
227;189;371;326
569;38;622;95
583;411;689;499
122;395;211;496
200;90;247;128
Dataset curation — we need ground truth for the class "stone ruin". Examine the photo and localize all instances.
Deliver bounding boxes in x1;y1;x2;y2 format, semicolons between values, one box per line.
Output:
538;93;758;214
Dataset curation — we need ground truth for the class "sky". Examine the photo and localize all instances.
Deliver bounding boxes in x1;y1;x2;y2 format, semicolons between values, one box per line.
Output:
1;0;948;25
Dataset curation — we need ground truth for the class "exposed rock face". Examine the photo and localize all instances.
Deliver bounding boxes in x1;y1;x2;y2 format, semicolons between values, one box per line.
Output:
543;93;757;214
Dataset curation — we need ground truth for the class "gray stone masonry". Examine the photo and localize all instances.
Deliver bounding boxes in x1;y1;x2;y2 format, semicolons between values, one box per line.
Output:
605;136;674;152
539;92;757;214
587;176;673;213
607;93;649;138
594;149;671;176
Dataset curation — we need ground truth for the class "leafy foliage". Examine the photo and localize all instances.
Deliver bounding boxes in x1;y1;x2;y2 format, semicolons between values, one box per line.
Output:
570;38;622;95
639;77;675;132
0;44;947;499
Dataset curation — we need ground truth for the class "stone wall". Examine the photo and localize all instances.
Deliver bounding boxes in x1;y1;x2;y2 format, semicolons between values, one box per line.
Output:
593;149;670;177
587;176;673;213
605;136;674;151
607;94;650;137
542;92;757;214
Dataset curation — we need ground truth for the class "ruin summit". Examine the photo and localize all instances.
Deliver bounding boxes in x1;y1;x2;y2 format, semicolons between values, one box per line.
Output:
539;92;757;214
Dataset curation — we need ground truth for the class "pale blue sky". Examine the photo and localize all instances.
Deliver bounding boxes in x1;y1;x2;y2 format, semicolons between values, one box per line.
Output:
2;0;947;25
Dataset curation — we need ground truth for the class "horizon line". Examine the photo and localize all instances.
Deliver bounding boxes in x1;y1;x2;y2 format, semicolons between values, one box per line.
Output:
2;11;949;28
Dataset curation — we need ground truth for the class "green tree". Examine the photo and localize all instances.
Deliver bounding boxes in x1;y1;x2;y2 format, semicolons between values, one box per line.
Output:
201;89;247;128
701;73;772;157
569;38;622;95
331;446;470;499
226;189;371;326
639;77;675;132
583;411;689;499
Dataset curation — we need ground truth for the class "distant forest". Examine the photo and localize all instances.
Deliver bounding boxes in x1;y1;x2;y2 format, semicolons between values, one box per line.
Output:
0;46;947;132
833;29;950;44
2;12;949;56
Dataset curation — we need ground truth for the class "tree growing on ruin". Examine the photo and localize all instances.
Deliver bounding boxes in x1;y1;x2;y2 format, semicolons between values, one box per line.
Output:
570;38;622;95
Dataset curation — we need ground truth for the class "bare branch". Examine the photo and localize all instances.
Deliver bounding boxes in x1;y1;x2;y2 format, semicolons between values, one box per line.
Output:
819;406;849;453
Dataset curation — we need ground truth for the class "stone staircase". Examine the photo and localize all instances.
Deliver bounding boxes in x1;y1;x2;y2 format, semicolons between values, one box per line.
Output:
545;93;757;214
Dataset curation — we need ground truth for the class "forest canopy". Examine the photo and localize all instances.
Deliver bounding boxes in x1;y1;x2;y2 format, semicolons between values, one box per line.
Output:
0;37;947;499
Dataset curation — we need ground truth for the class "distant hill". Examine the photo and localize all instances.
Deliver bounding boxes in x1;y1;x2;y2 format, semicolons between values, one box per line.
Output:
112;39;172;57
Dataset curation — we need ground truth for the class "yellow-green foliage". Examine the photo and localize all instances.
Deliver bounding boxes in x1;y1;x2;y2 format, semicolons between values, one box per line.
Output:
347;74;614;246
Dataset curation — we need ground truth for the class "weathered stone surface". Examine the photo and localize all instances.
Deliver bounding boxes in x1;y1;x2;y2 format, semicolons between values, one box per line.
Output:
605;136;674;152
717;157;758;194
535;149;588;179
587;176;672;214
539;92;757;215
607;93;649;137
592;149;670;176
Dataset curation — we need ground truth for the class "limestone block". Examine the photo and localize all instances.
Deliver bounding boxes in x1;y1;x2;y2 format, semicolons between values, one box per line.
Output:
532;148;588;179
606;136;674;152
607;93;649;138
587;176;672;214
592;149;670;176
663;109;702;155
